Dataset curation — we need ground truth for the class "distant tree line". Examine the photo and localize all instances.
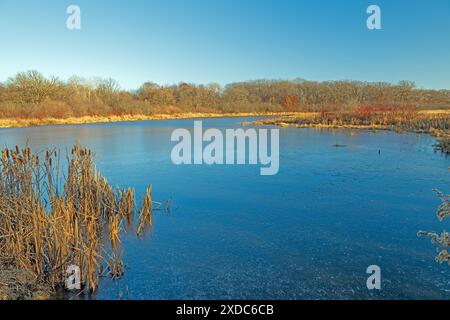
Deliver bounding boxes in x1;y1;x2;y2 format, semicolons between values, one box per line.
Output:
0;71;449;118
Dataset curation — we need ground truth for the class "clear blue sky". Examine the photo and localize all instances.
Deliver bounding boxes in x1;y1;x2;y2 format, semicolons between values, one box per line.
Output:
0;0;449;89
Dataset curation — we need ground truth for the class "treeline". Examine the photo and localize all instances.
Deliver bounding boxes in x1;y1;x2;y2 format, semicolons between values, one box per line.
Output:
0;71;449;118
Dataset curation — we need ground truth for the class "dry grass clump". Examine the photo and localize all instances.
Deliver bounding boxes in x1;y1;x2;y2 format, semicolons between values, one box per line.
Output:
257;105;449;131
418;190;450;265
255;106;450;154
0;266;53;300
137;186;153;239
0;112;296;129
0;145;160;298
435;137;450;155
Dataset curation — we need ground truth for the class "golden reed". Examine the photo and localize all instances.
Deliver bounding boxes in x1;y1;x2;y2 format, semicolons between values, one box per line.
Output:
0;145;156;295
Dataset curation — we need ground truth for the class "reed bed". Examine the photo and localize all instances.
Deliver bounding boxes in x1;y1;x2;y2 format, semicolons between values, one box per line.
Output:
0;145;159;299
257;109;449;131
255;106;450;154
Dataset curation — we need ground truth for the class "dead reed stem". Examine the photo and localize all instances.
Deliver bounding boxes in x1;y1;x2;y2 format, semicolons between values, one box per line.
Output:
0;145;157;296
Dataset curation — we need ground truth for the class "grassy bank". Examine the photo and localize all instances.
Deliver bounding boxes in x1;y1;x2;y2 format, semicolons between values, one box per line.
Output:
0;145;157;299
0;112;306;129
253;109;450;154
1;110;447;129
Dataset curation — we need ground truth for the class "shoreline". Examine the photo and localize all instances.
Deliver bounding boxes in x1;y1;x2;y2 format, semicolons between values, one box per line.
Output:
0;110;449;300
254;110;450;134
251;110;450;154
0;112;309;129
0;110;448;129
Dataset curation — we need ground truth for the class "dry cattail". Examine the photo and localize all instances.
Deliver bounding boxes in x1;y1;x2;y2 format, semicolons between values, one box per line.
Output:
0;145;159;296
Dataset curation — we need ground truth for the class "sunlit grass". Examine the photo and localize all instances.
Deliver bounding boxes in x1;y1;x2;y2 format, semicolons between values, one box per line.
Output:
0;145;160;298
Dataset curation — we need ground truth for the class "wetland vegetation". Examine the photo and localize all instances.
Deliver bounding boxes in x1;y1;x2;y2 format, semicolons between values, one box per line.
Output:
0;71;449;128
0;71;449;299
0;145;158;299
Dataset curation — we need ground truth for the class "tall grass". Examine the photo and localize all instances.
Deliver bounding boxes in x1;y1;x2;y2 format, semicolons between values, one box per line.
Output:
262;104;449;131
256;105;450;154
0;145;157;294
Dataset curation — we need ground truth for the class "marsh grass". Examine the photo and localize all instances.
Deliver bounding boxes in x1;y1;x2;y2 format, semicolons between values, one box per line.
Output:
0;145;162;298
257;108;449;131
256;107;450;154
137;186;153;239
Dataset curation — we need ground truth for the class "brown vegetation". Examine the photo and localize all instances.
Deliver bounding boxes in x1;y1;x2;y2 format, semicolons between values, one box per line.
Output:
254;105;450;153
0;72;449;125
418;190;450;265
436;137;450;155
0;112;296;129
0;145;159;299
